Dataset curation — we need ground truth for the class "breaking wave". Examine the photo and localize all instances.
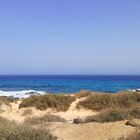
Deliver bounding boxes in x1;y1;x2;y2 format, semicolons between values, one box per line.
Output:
0;90;46;98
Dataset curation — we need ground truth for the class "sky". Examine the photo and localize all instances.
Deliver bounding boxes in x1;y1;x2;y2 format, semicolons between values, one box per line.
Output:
0;0;140;75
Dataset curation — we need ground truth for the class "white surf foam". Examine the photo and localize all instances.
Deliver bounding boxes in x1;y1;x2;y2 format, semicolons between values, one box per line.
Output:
0;90;46;98
128;88;140;92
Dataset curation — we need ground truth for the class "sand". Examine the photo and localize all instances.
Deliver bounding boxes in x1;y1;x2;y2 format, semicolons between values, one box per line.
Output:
0;98;139;140
0;98;96;122
49;121;135;140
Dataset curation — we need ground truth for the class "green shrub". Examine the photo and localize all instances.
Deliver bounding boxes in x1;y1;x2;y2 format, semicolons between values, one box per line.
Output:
19;94;76;111
25;114;66;125
86;108;140;123
112;92;140;108
0;117;57;140
77;92;140;111
77;94;112;111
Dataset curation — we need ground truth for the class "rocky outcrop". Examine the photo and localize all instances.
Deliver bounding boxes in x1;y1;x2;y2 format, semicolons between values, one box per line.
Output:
125;120;140;127
73;118;85;124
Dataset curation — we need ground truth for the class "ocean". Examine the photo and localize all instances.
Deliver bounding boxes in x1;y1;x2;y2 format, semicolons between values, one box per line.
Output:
0;75;140;98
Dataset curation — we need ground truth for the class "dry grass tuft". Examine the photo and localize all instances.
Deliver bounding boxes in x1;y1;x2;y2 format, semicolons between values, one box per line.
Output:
77;91;140;111
86;108;140;123
74;90;92;98
0;96;11;106
19;94;76;111
0;116;57;140
25;114;66;125
77;93;112;111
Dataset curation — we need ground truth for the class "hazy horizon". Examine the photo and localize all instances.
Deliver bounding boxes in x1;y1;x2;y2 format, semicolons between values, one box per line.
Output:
0;74;140;76
0;0;140;75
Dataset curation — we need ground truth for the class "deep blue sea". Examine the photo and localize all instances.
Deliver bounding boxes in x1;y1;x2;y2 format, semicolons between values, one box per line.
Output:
0;75;140;98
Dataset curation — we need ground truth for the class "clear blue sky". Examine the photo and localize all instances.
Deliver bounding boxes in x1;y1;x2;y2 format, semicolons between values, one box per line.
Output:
0;0;140;75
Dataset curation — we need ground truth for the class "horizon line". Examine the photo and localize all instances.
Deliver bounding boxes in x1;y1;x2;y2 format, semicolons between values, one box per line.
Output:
0;74;140;76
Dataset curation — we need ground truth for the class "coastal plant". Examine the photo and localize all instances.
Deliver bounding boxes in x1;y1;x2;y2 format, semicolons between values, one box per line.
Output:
74;90;92;98
112;91;140;108
19;94;76;111
25;114;66;125
0;116;57;140
0;96;11;106
77;94;112;111
85;108;140;123
77;91;140;111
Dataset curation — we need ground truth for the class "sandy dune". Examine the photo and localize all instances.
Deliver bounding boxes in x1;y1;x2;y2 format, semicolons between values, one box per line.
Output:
0;98;96;123
0;98;139;140
55;97;97;122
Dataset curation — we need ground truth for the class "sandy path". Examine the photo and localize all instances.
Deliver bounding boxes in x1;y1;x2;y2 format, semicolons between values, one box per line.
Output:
54;98;96;122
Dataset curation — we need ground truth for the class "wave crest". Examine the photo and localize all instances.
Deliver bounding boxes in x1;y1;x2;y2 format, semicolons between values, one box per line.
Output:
0;90;46;98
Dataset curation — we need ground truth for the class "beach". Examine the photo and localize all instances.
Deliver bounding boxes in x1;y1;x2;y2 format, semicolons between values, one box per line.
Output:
0;90;140;140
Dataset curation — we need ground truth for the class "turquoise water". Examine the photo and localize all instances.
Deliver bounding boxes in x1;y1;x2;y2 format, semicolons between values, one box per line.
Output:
0;75;140;95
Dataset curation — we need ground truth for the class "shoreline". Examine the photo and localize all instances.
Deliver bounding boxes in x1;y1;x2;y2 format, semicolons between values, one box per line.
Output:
0;88;139;99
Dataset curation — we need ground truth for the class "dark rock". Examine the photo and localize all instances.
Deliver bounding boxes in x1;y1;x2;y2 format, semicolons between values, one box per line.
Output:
136;89;140;92
25;92;40;95
73;118;85;124
125;120;140;127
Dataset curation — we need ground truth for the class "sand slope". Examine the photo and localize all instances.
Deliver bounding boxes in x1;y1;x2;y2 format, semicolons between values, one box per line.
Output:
49;121;135;140
0;98;96;123
0;98;139;140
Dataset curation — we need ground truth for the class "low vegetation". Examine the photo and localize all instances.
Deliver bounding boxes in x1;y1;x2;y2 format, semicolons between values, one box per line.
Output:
86;108;140;123
0;96;11;106
77;93;111;111
77;91;140;111
19;94;75;111
22;108;33;116
25;114;66;125
0;96;19;106
0;116;57;140
74;90;92;98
